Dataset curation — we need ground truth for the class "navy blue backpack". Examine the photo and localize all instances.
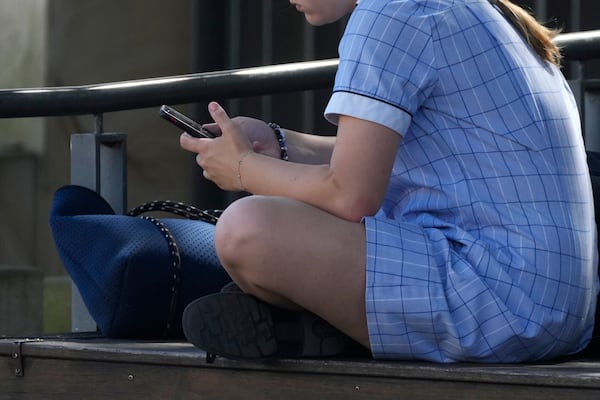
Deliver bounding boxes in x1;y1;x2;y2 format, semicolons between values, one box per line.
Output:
49;185;231;339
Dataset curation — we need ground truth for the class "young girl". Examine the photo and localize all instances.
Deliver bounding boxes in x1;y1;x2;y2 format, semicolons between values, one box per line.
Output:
179;0;599;362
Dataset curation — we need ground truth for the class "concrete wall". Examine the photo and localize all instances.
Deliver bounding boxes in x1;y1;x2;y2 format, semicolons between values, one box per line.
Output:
39;0;195;277
0;0;47;335
0;0;47;155
0;0;195;334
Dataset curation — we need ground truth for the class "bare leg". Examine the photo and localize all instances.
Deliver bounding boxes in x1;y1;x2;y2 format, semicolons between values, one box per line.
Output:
214;195;370;348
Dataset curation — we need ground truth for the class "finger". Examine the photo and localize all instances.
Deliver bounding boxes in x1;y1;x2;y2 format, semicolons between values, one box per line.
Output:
180;132;209;152
207;102;233;129
179;132;192;151
202;122;222;137
180;131;195;144
179;133;199;153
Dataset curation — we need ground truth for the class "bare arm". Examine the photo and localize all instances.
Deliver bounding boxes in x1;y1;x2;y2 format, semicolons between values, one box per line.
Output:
283;128;336;165
240;116;399;221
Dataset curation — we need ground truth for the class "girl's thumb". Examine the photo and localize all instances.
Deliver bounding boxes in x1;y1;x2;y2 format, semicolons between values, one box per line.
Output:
208;101;230;125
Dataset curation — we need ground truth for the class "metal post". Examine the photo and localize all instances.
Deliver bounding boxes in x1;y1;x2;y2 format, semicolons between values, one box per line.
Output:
569;0;583;81
261;0;273;123
302;21;316;133
534;0;547;22
226;0;241;117
566;0;586;148
190;0;228;209
69;113;127;332
71;115;127;213
584;80;600;151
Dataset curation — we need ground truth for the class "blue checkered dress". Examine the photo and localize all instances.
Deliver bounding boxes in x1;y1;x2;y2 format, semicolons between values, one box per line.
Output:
325;0;599;362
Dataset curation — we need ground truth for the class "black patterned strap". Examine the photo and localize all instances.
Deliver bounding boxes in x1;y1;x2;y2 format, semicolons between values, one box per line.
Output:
127;200;221;224
138;215;182;337
126;200;221;337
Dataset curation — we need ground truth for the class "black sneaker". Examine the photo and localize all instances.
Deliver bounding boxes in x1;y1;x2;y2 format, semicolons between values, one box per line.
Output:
219;281;243;293
182;291;356;362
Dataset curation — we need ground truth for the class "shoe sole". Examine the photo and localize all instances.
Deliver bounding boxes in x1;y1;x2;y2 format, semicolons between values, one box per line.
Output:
182;292;348;360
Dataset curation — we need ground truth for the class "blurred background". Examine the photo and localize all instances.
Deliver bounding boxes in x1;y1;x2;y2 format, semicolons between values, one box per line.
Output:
0;0;598;336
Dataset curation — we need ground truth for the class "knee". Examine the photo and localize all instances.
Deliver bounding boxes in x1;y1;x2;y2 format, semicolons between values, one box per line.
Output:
214;196;273;275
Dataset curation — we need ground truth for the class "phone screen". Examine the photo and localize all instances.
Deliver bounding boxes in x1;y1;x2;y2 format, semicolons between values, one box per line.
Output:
159;105;215;138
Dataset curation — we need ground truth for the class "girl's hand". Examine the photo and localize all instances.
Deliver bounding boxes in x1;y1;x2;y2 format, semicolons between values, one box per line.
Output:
204;116;281;159
179;102;254;191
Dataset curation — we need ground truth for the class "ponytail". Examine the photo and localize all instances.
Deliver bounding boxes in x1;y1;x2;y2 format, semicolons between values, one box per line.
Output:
490;0;562;66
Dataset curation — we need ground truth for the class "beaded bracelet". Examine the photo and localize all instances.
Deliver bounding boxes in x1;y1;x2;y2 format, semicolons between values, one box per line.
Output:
268;122;289;161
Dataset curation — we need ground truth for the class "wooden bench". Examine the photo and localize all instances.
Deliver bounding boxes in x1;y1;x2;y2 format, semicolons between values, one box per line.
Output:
1;333;599;399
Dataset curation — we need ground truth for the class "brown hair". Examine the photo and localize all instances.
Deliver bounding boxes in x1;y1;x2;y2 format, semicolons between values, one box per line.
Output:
491;0;562;66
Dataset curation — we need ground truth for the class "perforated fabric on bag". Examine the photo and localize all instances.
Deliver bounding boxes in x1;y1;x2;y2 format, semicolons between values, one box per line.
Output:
49;185;231;338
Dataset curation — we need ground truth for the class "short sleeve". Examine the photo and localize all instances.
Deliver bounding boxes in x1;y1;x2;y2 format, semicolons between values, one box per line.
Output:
325;1;438;136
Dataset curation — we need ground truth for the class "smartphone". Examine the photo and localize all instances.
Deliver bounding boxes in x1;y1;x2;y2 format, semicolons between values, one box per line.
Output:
159;105;215;138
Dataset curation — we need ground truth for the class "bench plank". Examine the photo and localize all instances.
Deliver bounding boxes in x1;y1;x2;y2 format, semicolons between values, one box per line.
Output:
1;336;599;400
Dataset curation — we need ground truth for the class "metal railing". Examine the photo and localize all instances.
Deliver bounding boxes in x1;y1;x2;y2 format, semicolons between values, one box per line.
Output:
1;30;599;332
0;31;598;119
0;59;339;119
